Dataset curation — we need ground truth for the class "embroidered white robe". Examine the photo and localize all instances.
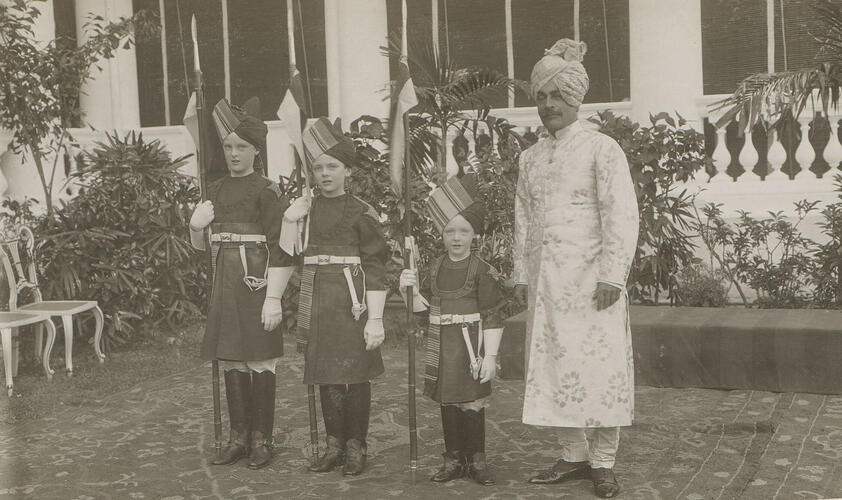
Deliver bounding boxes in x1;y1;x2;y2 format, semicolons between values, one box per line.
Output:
514;120;639;428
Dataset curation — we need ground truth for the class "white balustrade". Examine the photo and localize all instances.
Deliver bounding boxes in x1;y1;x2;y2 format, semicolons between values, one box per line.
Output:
738;129;759;182
766;129;790;181
825;117;842;175
793;118;814;179
710;127;732;183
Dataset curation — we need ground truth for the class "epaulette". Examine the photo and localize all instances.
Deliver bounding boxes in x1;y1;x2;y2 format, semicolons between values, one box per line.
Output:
352;195;380;221
262;177;283;199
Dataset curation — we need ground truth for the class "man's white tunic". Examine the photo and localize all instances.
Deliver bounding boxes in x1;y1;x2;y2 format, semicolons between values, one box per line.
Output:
514;121;639;427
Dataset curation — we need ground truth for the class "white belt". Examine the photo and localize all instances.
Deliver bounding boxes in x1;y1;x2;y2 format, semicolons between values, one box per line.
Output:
303;255;362;265
303;255;366;320
431;313;484;379
429;313;481;325
210;233;267;291
211;233;266;243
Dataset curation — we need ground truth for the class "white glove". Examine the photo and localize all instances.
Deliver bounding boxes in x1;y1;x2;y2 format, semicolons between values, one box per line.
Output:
262;297;283;332
284;196;311;222
190;200;215;230
479;354;497;383
399;269;418;289
398;269;428;312
261;267;294;332
364;318;385;351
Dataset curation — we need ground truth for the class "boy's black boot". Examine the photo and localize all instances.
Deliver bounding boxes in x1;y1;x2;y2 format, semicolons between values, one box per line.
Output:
212;370;251;465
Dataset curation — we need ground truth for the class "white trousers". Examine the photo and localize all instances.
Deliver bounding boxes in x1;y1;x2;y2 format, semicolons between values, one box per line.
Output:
558;427;620;469
219;358;279;373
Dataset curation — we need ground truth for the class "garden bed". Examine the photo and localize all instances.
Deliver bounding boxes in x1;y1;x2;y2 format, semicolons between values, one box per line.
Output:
502;306;842;394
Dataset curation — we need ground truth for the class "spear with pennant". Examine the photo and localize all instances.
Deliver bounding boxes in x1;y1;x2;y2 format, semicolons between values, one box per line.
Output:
276;0;318;464
183;14;223;458
389;0;420;474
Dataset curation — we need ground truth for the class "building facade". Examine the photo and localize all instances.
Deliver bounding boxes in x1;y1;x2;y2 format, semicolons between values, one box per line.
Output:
1;0;839;242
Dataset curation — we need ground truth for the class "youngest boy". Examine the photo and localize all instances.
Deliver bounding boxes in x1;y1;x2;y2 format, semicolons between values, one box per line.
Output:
399;174;505;486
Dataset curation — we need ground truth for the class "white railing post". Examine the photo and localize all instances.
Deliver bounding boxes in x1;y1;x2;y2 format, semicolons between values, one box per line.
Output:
711;127;731;183
766;129;789;181
793;117;814;179
826;116;842;174
738;128;759;182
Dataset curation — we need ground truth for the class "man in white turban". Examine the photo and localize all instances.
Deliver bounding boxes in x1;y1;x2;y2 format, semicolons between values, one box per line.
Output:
513;39;639;498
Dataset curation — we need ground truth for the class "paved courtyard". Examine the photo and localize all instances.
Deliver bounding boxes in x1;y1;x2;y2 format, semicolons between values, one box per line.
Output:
1;339;841;499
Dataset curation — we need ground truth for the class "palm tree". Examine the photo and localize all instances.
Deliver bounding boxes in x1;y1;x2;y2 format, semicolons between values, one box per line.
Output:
385;35;526;181
711;2;842;132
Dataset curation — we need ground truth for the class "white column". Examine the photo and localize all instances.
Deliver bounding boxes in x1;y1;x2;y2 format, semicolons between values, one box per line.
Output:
324;0;390;125
629;0;703;128
75;0;140;130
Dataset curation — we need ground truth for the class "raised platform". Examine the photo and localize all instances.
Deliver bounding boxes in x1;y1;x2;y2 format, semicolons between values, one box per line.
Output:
502;306;842;394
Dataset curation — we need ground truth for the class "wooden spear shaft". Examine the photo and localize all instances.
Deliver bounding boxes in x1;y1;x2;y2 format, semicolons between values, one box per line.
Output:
403;113;418;471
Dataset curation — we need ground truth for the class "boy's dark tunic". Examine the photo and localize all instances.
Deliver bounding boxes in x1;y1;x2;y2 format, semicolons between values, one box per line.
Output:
422;253;505;403
200;171;293;361
299;193;388;384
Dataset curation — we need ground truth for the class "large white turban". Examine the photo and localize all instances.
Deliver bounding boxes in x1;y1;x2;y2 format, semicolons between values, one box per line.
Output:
530;39;589;107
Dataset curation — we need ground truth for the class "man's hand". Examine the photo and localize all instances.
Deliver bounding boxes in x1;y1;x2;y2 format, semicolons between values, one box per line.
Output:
189;200;215;230
479;354;497;383
514;284;528;307
296;342;306;354
364;318;385;351
261;297;283;331
594;282;622;311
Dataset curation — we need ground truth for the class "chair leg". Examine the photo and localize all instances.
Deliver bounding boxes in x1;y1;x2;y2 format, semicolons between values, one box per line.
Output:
11;328;19;378
34;323;43;362
61;315;73;377
42;319;55;380
92;306;105;363
2;328;13;397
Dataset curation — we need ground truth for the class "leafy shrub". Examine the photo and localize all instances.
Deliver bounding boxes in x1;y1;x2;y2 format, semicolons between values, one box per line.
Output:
591;111;709;304
676;263;728;307
694;200;820;308
35;132;206;345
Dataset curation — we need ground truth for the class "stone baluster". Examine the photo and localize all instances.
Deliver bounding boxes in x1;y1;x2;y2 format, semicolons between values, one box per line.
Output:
793;117;815;179
766;128;789;181
710;126;731;183
825;116;842;172
738;128;759;183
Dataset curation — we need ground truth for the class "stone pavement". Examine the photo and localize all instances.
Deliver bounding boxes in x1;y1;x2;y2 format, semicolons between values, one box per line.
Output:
1;340;841;499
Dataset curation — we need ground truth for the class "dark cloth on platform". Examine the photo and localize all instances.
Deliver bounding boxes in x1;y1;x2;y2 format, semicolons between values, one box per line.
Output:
299;193;387;385
421;253;505;403
200;171;294;361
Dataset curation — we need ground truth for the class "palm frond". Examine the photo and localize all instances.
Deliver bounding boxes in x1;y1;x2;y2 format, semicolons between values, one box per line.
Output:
813;2;842;60
711;63;842;131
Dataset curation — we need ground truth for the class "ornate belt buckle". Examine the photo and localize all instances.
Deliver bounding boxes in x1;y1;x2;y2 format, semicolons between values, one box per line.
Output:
318;255;329;264
219;233;232;242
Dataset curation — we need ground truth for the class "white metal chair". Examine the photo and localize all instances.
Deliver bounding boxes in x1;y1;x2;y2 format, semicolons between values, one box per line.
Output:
0;225;104;377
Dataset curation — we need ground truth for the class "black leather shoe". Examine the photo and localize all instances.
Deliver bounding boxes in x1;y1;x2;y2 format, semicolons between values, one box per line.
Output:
308;435;344;472
342;438;367;476
528;459;591;484
466;452;495;486
247;431;273;470
211;438;249;466
430;452;464;483
591;467;620;498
